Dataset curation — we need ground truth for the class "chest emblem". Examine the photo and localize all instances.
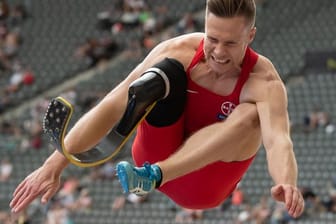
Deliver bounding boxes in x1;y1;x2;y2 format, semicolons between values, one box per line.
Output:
221;101;236;117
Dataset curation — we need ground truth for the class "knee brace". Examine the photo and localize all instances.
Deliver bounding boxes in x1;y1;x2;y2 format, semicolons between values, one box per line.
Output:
115;57;187;136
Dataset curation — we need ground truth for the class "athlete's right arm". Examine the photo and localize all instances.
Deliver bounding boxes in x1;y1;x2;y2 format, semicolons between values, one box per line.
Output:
63;33;199;155
9;34;195;213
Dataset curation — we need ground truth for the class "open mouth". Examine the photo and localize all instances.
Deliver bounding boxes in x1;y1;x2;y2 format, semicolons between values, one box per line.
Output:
211;55;230;64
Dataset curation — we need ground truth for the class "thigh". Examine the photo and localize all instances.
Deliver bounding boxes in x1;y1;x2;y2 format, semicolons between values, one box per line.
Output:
132;115;185;166
221;103;262;161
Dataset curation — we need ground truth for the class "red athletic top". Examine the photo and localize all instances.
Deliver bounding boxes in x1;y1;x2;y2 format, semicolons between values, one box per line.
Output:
132;39;259;209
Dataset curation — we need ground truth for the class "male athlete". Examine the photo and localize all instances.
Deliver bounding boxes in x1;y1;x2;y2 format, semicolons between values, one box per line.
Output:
11;0;304;218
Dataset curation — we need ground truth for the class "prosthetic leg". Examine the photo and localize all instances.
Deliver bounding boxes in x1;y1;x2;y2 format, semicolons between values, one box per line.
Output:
43;58;187;167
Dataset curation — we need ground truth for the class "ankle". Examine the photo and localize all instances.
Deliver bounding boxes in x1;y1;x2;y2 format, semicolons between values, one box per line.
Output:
151;164;162;188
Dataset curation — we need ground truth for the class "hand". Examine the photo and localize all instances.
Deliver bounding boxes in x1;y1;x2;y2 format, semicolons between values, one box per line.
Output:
271;184;305;218
10;165;61;213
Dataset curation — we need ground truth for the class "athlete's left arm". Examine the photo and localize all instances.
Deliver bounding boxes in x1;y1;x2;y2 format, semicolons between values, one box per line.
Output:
256;74;304;218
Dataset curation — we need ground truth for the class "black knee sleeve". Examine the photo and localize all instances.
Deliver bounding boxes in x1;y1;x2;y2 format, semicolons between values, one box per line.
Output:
115;58;187;136
145;58;187;127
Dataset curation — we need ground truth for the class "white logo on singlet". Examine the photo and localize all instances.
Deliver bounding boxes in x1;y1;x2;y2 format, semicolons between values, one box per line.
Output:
221;101;236;116
187;89;199;94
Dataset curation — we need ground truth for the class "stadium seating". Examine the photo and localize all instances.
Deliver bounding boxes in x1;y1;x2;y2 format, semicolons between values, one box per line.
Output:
1;0;336;223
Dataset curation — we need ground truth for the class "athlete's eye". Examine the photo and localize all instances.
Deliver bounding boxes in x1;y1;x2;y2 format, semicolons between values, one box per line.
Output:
225;41;238;47
207;36;217;43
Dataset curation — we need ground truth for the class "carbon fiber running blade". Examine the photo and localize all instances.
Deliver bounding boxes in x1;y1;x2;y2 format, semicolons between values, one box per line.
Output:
43;97;73;153
42;97;132;167
72;130;125;163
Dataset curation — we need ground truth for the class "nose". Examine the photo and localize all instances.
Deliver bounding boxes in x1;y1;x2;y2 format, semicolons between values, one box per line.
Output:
213;44;227;58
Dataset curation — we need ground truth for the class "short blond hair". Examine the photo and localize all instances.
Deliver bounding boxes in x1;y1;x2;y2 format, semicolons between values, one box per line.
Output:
206;0;256;28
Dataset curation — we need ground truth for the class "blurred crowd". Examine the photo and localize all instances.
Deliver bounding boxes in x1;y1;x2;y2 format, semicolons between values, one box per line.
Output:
0;0;35;115
0;0;335;223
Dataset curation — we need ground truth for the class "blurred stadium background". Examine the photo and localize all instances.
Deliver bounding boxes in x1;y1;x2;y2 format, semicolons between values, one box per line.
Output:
0;0;335;223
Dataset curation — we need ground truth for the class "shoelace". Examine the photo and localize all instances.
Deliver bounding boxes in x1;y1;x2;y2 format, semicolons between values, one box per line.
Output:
130;162;155;194
144;162;157;180
133;162;157;180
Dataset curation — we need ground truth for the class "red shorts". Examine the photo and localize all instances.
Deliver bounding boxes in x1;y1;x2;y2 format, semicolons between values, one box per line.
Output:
132;117;255;209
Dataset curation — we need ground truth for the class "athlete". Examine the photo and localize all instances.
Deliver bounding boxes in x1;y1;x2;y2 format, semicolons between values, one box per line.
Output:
10;0;304;218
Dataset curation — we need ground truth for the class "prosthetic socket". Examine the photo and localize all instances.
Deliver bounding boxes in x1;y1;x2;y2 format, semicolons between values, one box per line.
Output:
115;57;187;136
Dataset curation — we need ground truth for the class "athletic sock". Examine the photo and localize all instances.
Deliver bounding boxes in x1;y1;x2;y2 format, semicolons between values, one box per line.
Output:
152;164;163;188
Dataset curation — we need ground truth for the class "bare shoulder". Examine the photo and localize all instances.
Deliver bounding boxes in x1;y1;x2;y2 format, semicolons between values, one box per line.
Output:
242;54;287;103
253;54;282;81
123;33;204;85
143;32;204;69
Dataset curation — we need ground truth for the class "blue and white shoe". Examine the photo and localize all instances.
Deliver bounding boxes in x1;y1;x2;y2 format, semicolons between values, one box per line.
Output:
116;161;162;196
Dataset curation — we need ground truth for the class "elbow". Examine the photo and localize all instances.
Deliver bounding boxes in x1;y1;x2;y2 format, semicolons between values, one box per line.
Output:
264;135;293;153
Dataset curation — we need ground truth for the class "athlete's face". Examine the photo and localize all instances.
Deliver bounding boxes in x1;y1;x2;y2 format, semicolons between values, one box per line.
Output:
204;13;256;75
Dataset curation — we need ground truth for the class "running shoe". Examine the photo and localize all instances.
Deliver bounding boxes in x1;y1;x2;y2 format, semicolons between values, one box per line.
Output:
116;161;162;196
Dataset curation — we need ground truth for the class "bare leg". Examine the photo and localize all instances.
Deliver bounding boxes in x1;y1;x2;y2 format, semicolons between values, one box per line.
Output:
157;103;262;185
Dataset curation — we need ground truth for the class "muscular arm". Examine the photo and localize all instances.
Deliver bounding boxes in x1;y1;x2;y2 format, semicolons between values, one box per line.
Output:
256;79;297;186
256;76;304;217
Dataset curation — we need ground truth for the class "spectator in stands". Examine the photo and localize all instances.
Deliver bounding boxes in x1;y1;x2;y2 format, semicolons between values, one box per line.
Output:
5;62;23;93
5;61;35;94
231;183;245;206
8;4;28;27
0;119;20;136
45;199;73;224
0;92;11;114
0;210;10;224
175;208;203;223
269;202;286;224
323;176;336;213
140;9;157;35
0;157;13;182
3;31;21;58
73;188;92;212
88;161;116;182
303;105;331;132
175;13;199;35
56;177;79;210
74;37;118;68
299;186;324;217
0;20;23;72
0;0;9;21
235;203;253;224
119;4;140;28
250;195;271;223
112;193;148;211
21;117;43;150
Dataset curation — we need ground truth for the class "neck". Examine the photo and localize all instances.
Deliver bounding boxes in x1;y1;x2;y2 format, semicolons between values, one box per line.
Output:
207;65;241;81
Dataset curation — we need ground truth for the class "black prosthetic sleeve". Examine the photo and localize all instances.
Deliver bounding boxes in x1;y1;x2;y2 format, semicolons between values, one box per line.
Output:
114;58;187;136
145;58;187;127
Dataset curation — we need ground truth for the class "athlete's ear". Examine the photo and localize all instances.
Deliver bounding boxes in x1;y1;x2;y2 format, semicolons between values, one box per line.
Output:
248;27;256;44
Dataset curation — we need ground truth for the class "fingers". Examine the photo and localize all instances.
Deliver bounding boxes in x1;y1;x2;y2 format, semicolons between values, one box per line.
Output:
284;185;293;210
272;184;305;218
270;185;283;199
11;190;39;213
10;176;52;213
10;180;28;208
285;186;305;218
10;181;42;213
12;179;27;198
41;188;57;204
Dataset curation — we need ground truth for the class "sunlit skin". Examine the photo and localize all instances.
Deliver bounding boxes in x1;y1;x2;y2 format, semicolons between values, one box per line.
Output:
9;9;304;219
203;13;256;79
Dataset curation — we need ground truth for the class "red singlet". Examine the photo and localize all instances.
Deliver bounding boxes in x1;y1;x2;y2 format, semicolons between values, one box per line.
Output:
132;39;259;209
